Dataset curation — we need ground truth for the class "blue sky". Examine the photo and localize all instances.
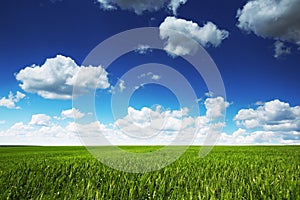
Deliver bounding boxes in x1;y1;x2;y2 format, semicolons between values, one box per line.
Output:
0;0;300;145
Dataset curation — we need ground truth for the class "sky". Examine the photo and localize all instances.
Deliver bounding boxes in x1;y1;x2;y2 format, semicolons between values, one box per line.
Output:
0;0;300;145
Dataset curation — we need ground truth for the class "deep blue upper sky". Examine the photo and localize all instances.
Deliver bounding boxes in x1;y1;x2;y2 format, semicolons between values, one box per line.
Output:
1;0;299;103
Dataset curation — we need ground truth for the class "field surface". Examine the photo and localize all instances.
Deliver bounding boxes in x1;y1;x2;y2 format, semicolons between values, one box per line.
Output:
0;146;299;199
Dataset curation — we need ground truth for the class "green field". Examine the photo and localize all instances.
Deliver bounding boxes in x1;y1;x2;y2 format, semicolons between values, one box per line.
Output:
0;146;299;199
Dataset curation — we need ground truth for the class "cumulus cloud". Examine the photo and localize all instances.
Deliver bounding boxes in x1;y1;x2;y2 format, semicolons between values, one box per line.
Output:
29;114;52;126
235;99;300;131
219;129;279;145
168;0;187;15
205;96;229;119
15;55;110;100
0;96;229;145
237;0;300;57
114;97;228;144
0;121;81;146
0;91;25;109
2;97;300;145
4;97;299;145
220;99;300;144
109;79;126;94
115;106;191;139
274;41;291;58
219;128;300;145
61;108;85;119
97;0;187;15
159;16;229;56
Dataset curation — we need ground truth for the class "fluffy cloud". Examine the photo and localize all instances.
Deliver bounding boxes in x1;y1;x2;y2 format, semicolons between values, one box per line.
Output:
29;114;52;126
219;128;300;145
61;108;85;119
115;106;191;139
114;97;227;144
235;99;300;131
274;41;291;58
0;96;229;145
0;121;81;146
237;0;300;56
109;79;126;94
0;91;25;109
168;0;187;15
15;55;110;100
3;97;299;145
205;96;229;119
219;129;278;145
97;0;187;15
220;99;300;144
159;16;229;56
0;112;82;145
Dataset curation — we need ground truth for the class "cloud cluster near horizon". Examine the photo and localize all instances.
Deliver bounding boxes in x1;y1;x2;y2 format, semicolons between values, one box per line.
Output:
0;96;227;145
220;99;300;144
1;97;299;145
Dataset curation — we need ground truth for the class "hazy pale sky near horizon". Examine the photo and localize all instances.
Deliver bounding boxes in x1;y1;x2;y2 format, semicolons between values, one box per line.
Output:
0;0;300;145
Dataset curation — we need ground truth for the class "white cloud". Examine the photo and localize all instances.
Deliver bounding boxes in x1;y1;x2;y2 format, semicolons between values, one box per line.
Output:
135;44;152;54
204;91;214;97
204;96;229;119
29;114;52;126
274;41;291;58
6;97;299;145
61;108;85;119
219;129;277;145
237;0;300;56
151;74;161;80
138;72;161;81
254;101;264;106
0;96;230;145
235;99;300;131
97;0;187;15
109;79;126;94
3;96;299;145
15;55;110;100
118;80;126;92
0;120;6;124
168;0;187;15
113;106;195;144
159;16;229;56
0;121;81;146
222;99;300;144
0;112;82;145
219;128;300;145
0;91;26;109
114;97;227;144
